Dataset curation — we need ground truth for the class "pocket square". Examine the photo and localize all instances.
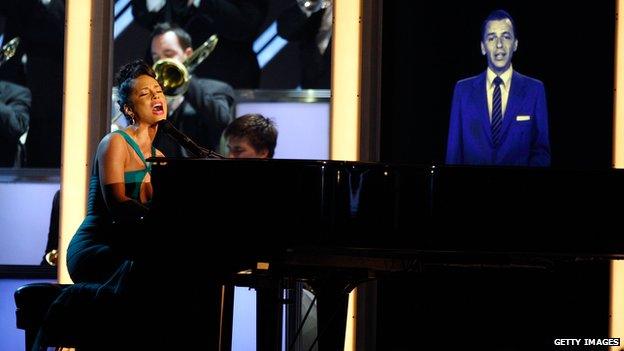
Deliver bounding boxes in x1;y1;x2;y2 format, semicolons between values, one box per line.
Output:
516;115;531;121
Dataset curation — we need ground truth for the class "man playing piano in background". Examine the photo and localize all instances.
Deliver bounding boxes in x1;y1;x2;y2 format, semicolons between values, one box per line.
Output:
224;113;278;159
224;114;330;349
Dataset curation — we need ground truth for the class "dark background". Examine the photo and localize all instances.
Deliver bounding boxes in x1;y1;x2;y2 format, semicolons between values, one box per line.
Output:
377;2;615;349
381;0;616;168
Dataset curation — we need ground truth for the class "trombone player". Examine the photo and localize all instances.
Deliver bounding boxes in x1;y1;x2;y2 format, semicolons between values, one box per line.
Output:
149;22;234;157
0;37;31;167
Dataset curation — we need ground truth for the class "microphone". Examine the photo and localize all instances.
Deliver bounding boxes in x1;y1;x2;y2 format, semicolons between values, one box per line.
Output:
156;119;224;158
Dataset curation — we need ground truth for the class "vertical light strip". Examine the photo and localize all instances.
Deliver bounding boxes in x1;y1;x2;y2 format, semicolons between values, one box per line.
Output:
611;0;624;348
332;2;362;350
219;285;226;350
615;0;624;166
610;261;624;350
58;0;93;283
331;0;362;161
344;287;358;350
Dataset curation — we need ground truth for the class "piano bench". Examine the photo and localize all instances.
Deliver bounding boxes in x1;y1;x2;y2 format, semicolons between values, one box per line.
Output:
14;282;73;350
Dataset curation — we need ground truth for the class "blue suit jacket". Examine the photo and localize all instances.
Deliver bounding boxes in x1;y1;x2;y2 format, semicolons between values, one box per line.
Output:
445;71;550;166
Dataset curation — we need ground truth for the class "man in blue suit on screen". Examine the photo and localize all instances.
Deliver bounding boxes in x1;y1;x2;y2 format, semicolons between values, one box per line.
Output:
445;9;550;166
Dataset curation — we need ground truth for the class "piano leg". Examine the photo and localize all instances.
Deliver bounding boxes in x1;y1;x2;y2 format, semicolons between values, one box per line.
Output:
256;278;284;351
312;278;351;351
219;284;235;351
252;273;356;351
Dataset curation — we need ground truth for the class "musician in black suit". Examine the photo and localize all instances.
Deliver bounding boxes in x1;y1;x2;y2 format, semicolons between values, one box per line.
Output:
0;0;64;168
149;22;235;156
277;0;332;89
0;80;30;166
132;0;269;89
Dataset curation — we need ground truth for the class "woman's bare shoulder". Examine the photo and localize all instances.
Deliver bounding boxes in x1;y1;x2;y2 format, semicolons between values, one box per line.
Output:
97;131;128;157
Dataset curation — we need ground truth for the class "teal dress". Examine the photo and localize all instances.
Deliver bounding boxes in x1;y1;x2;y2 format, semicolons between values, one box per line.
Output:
67;130;155;283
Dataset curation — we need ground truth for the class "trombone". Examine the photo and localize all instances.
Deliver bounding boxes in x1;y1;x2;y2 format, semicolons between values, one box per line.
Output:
153;34;219;96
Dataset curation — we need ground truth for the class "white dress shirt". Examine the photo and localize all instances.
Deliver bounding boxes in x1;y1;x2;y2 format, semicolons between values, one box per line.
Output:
486;66;513;121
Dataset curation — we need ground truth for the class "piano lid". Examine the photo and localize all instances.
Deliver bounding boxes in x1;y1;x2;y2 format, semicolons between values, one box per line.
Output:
145;159;624;260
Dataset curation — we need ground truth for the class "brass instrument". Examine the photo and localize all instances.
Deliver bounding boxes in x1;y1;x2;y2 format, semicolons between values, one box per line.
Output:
0;37;20;67
297;0;331;13
44;249;58;266
153;34;219;96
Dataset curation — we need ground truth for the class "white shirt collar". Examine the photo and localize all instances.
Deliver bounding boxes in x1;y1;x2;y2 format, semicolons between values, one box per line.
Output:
486;66;513;89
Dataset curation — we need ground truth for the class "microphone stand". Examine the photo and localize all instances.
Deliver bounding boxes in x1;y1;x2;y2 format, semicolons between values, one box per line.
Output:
156;119;225;159
197;145;226;159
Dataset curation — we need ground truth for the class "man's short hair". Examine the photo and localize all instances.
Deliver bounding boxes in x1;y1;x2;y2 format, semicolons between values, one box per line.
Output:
224;114;278;158
481;9;517;40
150;22;193;51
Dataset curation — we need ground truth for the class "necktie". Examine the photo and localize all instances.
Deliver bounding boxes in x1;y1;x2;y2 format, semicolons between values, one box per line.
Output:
491;76;503;146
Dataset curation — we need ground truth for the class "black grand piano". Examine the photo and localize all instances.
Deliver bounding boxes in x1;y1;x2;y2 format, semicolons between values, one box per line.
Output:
145;158;624;350
148;158;624;258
